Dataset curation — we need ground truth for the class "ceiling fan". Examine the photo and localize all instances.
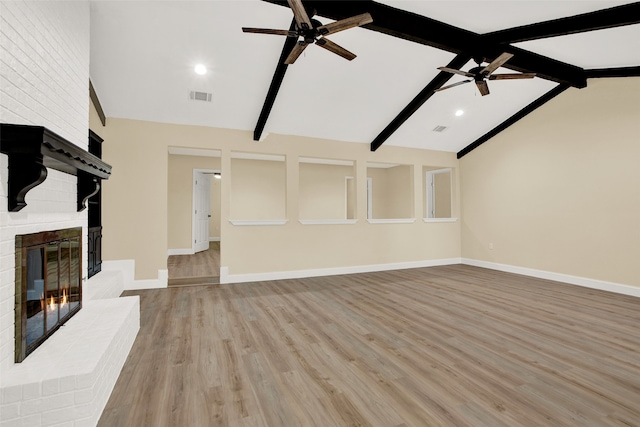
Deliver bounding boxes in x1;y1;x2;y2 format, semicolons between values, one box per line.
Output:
242;0;373;64
436;53;536;96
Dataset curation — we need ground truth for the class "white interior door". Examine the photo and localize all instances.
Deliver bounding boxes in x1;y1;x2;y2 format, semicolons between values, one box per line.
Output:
193;172;211;253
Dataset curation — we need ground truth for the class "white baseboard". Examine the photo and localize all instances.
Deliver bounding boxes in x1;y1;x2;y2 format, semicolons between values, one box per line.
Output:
220;258;462;284
126;269;168;290
209;237;220;242
102;260;168;290
168;248;195;256
462;258;640;298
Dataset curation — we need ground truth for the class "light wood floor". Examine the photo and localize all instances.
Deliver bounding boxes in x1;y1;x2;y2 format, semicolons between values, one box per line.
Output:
99;265;640;427
167;242;220;286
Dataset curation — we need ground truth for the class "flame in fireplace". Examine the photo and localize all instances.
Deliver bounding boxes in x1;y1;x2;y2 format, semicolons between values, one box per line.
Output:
61;289;67;307
49;295;55;310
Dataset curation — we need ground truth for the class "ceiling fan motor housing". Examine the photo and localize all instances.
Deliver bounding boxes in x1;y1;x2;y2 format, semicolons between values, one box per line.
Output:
469;66;485;79
298;18;323;43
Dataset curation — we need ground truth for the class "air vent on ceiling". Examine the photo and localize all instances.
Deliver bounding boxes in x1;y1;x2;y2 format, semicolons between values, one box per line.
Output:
432;125;448;133
189;91;212;102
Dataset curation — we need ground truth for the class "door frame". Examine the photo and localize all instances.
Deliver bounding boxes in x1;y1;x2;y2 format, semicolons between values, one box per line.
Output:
425;168;452;219
366;177;373;219
192;168;220;253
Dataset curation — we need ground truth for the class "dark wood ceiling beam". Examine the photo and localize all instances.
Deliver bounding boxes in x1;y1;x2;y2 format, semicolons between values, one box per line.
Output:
585;66;640;79
370;54;472;152
261;0;586;88
483;2;640;44
259;0;589;152
456;84;570;159
89;80;106;127
253;19;298;141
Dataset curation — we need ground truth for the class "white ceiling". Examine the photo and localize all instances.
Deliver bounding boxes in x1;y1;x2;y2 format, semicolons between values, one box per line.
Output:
90;0;639;153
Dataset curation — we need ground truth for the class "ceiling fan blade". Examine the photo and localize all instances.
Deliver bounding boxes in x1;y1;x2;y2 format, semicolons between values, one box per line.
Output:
481;52;514;75
284;41;308;64
287;0;313;30
315;38;356;61
476;80;490;96
317;13;373;36
242;27;297;37
438;67;475;78
489;73;536;80
434;80;472;92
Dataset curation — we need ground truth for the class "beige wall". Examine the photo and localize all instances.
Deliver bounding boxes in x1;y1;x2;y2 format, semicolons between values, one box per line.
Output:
460;77;640;287
230;158;286;220
435;171;452;218
299;163;354;219
386;165;414;218
167;154;221;250
368;165;413;218
95;78;637;288
101;119;169;279
99;119;459;279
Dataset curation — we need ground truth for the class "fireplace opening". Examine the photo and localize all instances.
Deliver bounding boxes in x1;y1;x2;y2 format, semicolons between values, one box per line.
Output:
15;227;82;362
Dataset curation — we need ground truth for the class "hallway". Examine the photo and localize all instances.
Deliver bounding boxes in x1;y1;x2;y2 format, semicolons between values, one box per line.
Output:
167;242;220;286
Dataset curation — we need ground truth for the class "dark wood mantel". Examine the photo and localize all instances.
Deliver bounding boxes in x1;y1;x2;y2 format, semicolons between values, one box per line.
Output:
0;123;112;212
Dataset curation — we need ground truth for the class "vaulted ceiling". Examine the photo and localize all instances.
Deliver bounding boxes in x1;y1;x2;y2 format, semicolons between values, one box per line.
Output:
89;1;640;157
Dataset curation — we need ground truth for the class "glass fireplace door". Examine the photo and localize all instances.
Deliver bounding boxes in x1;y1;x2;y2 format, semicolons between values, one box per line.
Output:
15;228;82;362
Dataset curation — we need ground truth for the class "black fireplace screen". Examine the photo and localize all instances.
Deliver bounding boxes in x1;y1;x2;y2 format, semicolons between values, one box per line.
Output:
15;228;82;362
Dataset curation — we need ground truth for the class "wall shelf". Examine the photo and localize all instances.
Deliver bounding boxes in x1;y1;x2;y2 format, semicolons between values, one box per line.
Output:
366;218;416;224
229;219;288;226
299;219;358;225
0;124;112;212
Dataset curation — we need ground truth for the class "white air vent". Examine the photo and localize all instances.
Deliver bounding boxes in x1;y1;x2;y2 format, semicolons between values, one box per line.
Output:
432;125;448;132
189;91;212;102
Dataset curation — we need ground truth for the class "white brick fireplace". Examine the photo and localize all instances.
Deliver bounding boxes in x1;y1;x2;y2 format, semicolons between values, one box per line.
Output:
0;2;138;426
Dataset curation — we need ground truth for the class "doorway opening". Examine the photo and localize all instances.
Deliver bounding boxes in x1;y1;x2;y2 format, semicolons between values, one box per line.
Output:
168;167;221;286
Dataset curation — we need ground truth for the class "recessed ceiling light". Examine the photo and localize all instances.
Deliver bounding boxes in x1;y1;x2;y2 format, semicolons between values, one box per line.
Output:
455;109;464;117
194;64;207;75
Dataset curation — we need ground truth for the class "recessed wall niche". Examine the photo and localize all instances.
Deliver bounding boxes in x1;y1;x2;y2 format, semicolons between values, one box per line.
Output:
230;152;286;220
366;163;413;219
298;158;355;221
424;167;454;219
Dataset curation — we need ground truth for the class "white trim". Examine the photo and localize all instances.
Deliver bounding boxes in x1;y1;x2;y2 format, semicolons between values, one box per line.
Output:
209;237;221;242
168;146;221;157
423;218;458;223
124;269;168;291
300;157;354;167
367;177;373;219
167;248;195;256
229;219;288;226
219;258;461;284
367;162;398;169
462;258;640;298
231;152;284;162
299;219;358;225
426;168;453;219
102;260;168;290
367;218;416;224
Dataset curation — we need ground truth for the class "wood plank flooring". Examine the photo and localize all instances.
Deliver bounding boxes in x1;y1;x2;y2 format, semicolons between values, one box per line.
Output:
98;265;640;427
167;242;220;286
